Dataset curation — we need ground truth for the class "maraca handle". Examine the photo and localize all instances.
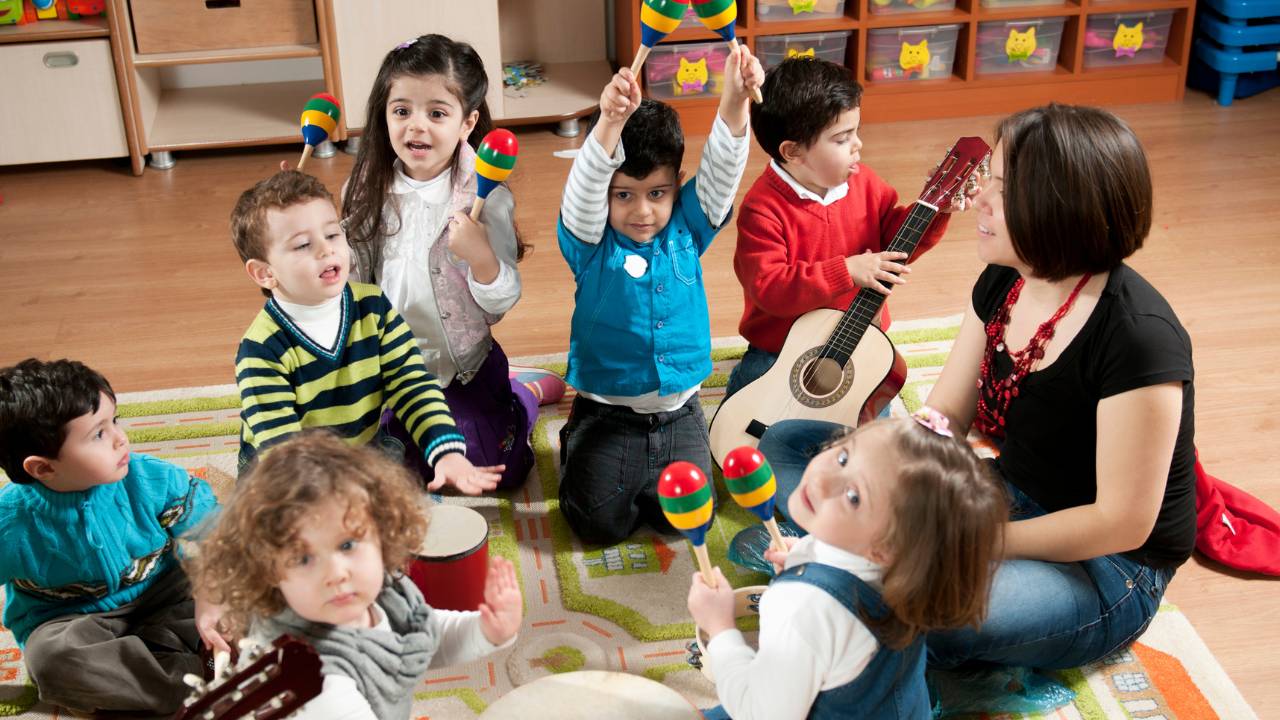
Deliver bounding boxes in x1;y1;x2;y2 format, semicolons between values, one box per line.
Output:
630;45;653;77
692;543;717;588
763;517;787;554
728;38;765;105
297;144;315;173
469;196;485;223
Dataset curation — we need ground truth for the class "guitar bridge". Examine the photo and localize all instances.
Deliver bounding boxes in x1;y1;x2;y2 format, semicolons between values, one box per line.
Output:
746;419;770;439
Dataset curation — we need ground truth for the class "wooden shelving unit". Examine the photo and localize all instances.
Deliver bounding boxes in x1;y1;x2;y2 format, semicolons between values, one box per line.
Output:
107;0;339;174
614;0;1197;131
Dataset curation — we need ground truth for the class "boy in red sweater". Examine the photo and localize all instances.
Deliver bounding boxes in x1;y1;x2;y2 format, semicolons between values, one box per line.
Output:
726;58;965;398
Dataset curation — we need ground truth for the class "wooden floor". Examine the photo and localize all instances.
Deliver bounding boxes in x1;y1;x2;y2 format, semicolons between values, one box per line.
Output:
3;89;1279;713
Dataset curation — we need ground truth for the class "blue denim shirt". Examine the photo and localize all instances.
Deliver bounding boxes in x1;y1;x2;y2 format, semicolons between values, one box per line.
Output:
558;178;727;397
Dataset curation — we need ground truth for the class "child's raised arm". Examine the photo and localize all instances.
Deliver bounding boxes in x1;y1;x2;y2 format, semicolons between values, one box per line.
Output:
558;70;641;246
690;44;759;241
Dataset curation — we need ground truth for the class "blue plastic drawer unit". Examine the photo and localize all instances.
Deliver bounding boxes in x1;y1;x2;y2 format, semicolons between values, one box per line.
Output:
1192;0;1280;105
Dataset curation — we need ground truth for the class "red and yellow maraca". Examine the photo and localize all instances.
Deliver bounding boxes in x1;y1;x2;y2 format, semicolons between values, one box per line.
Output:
471;128;518;221
297;92;341;172
723;446;786;553
632;0;690;75
691;0;764;103
658;461;718;587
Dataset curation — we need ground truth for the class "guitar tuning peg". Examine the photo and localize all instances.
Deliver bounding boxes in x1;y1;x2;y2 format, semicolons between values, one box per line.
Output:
213;650;232;681
182;673;206;690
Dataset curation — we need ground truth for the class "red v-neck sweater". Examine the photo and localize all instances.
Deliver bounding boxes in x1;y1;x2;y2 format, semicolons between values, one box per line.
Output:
733;164;949;354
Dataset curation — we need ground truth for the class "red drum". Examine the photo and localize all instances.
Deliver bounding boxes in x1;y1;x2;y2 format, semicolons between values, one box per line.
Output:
408;504;489;611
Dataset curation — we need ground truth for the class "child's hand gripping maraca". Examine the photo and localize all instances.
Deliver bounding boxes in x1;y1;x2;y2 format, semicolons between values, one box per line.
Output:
632;0;690;75
723;446;787;553
471;128;518;222
691;0;764;103
297;93;341;172
658;461;718;587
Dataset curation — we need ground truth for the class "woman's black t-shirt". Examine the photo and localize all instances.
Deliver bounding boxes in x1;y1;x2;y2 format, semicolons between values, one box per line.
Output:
972;264;1197;569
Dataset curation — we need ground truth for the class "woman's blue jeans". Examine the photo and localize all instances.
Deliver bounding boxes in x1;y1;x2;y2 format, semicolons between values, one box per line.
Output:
756;418;1175;670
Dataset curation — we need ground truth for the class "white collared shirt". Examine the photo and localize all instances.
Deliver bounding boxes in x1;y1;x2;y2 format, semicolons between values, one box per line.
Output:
770;160;850;206
274;293;343;352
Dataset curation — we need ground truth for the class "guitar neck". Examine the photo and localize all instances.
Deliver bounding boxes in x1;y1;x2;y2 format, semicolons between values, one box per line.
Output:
824;201;940;363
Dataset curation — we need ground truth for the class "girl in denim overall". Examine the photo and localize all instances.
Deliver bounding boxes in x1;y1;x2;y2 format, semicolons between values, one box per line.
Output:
688;411;1006;720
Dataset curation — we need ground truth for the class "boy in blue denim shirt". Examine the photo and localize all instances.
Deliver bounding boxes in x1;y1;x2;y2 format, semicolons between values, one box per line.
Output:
0;359;220;716
556;45;763;545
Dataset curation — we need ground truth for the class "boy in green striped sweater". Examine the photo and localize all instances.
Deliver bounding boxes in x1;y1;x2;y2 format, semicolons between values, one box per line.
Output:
230;171;502;494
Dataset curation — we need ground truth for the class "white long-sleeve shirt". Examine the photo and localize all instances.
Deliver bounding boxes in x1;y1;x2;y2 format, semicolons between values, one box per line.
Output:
706;537;883;720
290;603;514;720
560;113;750;412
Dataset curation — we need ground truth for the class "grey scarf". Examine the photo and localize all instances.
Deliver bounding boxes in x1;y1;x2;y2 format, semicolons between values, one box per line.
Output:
252;574;437;720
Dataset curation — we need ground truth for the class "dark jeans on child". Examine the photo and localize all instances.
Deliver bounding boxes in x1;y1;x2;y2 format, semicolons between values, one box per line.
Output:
23;566;203;717
703;563;930;720
558;393;713;546
386;341;537;491
722;345;779;401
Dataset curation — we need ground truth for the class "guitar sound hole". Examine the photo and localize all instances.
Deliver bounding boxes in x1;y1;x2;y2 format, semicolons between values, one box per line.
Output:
799;357;845;398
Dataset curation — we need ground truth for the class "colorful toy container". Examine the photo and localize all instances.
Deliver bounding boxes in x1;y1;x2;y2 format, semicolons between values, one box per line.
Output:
975;17;1066;75
643;40;730;99
869;0;957;17
1083;10;1174;68
757;0;847;22
756;30;852;70
866;23;961;82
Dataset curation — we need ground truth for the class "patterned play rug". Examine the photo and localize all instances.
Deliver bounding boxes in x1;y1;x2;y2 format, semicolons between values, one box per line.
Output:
0;316;1258;719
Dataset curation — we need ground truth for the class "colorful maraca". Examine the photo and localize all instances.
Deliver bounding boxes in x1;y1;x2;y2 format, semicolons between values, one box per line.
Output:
297;92;341;172
691;0;764;103
723;446;786;553
632;0;690;75
471;128;519;221
658;461;718;587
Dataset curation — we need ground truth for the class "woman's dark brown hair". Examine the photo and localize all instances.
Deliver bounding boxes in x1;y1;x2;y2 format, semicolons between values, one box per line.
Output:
846;418;1007;649
187;430;427;636
996;103;1153;281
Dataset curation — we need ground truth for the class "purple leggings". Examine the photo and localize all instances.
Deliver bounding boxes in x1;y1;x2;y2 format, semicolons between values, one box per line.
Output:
384;341;537;491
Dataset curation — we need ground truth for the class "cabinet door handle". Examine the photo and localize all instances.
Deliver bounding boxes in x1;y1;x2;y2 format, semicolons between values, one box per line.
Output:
42;52;79;69
205;0;241;8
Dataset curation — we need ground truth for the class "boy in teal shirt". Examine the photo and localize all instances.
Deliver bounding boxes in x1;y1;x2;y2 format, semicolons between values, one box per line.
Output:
0;358;219;717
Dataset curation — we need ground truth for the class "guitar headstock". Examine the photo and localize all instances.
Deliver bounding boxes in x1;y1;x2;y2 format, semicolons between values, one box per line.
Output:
919;136;992;210
174;635;322;720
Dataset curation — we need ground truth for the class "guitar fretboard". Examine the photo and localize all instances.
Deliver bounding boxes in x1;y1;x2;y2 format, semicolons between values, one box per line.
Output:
822;201;939;364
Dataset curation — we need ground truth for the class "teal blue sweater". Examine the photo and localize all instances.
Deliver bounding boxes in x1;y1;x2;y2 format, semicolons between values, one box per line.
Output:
0;454;218;646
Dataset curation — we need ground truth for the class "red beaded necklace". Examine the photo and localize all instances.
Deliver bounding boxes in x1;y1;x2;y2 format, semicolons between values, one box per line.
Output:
974;273;1092;438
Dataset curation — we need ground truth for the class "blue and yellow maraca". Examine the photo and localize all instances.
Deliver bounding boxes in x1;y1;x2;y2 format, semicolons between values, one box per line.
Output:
632;0;690;75
297;93;341;172
723;446;787;552
659;461;718;587
471;129;518;221
691;0;763;103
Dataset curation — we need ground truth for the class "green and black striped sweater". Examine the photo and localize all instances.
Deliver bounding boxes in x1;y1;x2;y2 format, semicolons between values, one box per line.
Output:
235;282;465;469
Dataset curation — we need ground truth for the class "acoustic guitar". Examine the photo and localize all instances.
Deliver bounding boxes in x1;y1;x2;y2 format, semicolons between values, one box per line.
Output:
709;137;991;464
173;634;322;720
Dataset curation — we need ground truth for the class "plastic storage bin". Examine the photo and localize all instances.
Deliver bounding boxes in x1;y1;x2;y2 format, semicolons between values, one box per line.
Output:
980;0;1063;8
866;23;961;81
1083;10;1175;68
975;17;1066;74
644;41;730;100
757;31;852;70
757;0;847;23
870;0;957;17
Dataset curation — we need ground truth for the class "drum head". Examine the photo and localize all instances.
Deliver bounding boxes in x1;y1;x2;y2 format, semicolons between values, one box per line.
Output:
479;671;703;719
420;504;489;561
